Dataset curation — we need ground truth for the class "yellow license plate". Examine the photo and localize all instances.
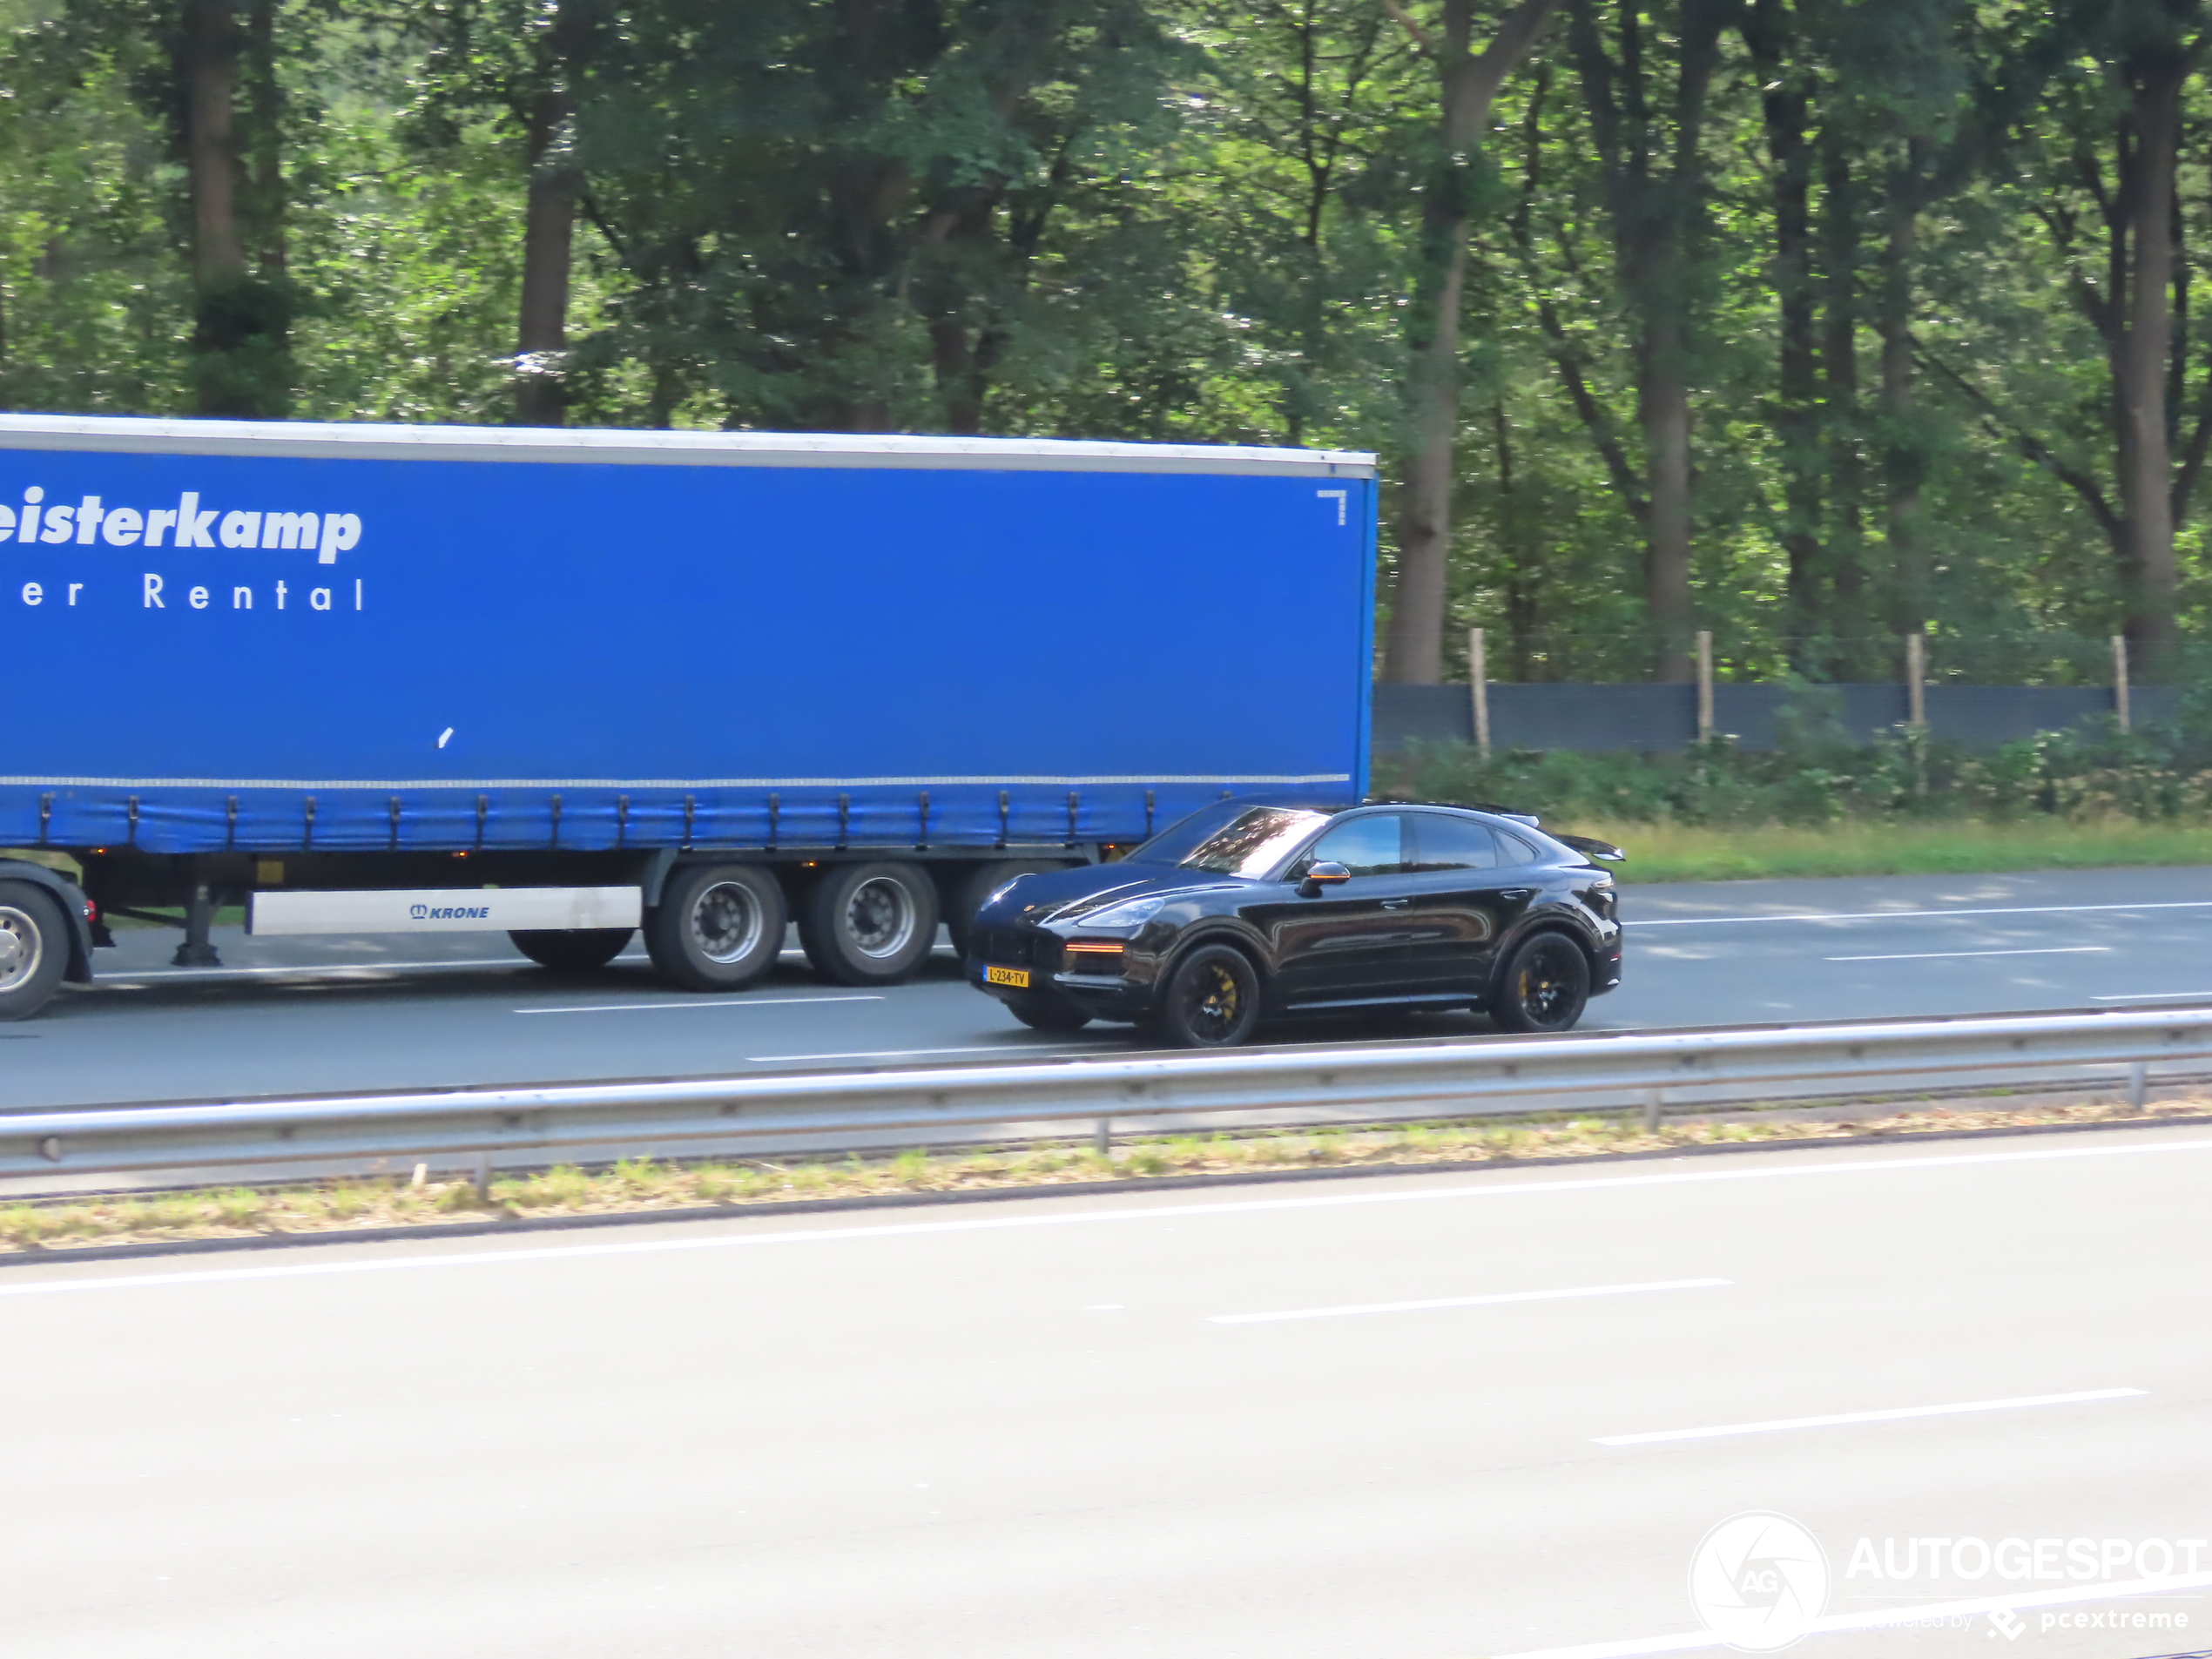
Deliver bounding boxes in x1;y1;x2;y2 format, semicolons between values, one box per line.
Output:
986;965;1031;988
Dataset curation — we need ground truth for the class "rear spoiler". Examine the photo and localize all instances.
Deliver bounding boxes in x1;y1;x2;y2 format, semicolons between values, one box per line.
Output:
1551;833;1627;864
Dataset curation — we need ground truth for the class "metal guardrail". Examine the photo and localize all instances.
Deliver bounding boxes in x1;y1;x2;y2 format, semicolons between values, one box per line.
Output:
3;1007;2210;1184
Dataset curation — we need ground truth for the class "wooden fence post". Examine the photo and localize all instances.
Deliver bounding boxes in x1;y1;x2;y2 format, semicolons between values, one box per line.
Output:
2113;634;2132;734
1695;630;1714;742
1468;627;1491;759
1905;631;1928;729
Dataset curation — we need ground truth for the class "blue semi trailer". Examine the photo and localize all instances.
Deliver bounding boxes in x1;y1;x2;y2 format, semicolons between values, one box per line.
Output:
0;415;1377;1019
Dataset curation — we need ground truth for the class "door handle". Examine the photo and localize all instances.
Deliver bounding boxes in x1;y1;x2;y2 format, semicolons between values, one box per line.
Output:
1380;898;1411;909
1497;888;1532;900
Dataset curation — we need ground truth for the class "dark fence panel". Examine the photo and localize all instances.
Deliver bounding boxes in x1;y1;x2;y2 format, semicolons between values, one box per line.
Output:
1373;681;2161;757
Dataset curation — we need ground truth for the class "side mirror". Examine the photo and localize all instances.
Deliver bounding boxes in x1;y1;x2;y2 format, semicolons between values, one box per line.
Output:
1300;860;1351;896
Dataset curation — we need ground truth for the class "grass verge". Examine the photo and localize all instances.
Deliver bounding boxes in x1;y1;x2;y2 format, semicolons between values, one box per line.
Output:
1;1093;2202;1256
1579;816;2212;882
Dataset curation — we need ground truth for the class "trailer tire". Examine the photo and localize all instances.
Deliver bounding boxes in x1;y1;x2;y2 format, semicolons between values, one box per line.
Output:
509;927;634;972
800;861;939;986
644;866;786;992
0;881;68;1022
945;860;1076;959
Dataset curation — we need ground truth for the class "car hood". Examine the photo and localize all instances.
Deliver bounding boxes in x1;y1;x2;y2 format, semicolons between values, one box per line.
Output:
988;863;1249;926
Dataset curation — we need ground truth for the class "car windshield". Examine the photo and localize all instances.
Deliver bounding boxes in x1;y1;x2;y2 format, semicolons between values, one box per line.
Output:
1160;806;1330;876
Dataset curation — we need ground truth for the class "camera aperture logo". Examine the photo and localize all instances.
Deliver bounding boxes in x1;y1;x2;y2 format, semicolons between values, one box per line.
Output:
1689;1512;1831;1652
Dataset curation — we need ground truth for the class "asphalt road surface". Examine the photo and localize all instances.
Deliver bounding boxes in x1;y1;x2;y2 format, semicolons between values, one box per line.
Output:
10;866;2212;1111
3;1123;2206;1658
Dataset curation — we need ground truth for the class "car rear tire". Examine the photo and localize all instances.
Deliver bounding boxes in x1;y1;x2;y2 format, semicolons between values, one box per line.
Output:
509;927;634;971
800;861;940;986
1005;992;1093;1033
1146;942;1261;1049
1490;933;1590;1034
644;865;786;991
0;881;68;1022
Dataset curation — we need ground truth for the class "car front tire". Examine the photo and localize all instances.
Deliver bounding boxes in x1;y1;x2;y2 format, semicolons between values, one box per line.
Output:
1490;932;1591;1034
1146;942;1261;1049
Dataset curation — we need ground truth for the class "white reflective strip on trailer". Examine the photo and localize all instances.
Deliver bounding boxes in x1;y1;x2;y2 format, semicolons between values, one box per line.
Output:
0;414;1377;476
247;887;641;936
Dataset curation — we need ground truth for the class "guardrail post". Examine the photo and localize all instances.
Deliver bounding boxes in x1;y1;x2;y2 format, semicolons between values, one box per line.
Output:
2127;1062;2148;1111
472;1149;492;1199
1642;1088;1662;1132
1094;1117;1111;1156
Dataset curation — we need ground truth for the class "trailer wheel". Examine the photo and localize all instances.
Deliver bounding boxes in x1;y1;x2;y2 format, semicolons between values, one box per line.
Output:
0;881;68;1022
645;865;786;991
946;860;1076;959
800;861;940;986
509;927;634;972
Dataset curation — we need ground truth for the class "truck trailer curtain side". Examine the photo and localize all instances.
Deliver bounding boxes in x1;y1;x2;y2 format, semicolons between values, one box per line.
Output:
0;416;1378;1015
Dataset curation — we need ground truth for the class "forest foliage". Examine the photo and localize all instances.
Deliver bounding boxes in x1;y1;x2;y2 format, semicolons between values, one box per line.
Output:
3;0;2211;687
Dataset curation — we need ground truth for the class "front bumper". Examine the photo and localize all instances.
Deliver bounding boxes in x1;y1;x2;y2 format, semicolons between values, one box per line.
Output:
967;921;1157;1017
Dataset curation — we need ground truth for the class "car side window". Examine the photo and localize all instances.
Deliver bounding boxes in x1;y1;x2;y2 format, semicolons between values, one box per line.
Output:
1407;814;1501;873
1495;829;1542;866
1305;814;1410;878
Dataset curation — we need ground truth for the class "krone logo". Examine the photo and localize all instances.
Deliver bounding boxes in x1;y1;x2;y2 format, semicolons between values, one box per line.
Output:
410;904;428;920
1688;1512;1829;1652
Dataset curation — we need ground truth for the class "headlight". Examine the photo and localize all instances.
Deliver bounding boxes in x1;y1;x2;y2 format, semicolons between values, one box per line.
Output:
1082;894;1167;929
983;876;1029;908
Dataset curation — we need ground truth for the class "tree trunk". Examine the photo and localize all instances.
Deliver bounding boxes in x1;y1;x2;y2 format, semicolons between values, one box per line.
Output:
2114;48;2186;667
1638;311;1696;676
516;2;586;427
1877;151;1926;643
1380;0;1562;685
1744;0;1820;662
181;0;287;418
1818;125;1865;666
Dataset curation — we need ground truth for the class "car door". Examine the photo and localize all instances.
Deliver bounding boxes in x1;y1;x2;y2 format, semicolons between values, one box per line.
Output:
1261;813;1436;1004
1400;813;1541;993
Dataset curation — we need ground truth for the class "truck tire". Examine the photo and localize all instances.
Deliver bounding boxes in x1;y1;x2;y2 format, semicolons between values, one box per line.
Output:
800;861;940;986
644;865;786;992
0;881;68;1022
945;860;1075;959
509;927;634;972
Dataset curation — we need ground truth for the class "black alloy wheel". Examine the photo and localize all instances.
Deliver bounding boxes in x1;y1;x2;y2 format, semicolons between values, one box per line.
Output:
509;927;635;972
1490;932;1591;1034
1005;991;1093;1033
799;861;940;986
1149;942;1261;1049
0;881;67;1022
644;864;787;991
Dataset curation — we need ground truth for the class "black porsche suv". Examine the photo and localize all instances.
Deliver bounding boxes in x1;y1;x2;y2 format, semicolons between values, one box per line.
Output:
965;799;1623;1047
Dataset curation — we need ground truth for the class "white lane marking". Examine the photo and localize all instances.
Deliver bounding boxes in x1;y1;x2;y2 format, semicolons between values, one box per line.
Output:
1823;946;2113;962
516;995;883;1015
1494;1568;2212;1659
6;1134;2211;1299
1594;1386;2146;1446
745;1044;1103;1062
1209;1276;1730;1325
2095;989;2212;1000
1634;900;2212;927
